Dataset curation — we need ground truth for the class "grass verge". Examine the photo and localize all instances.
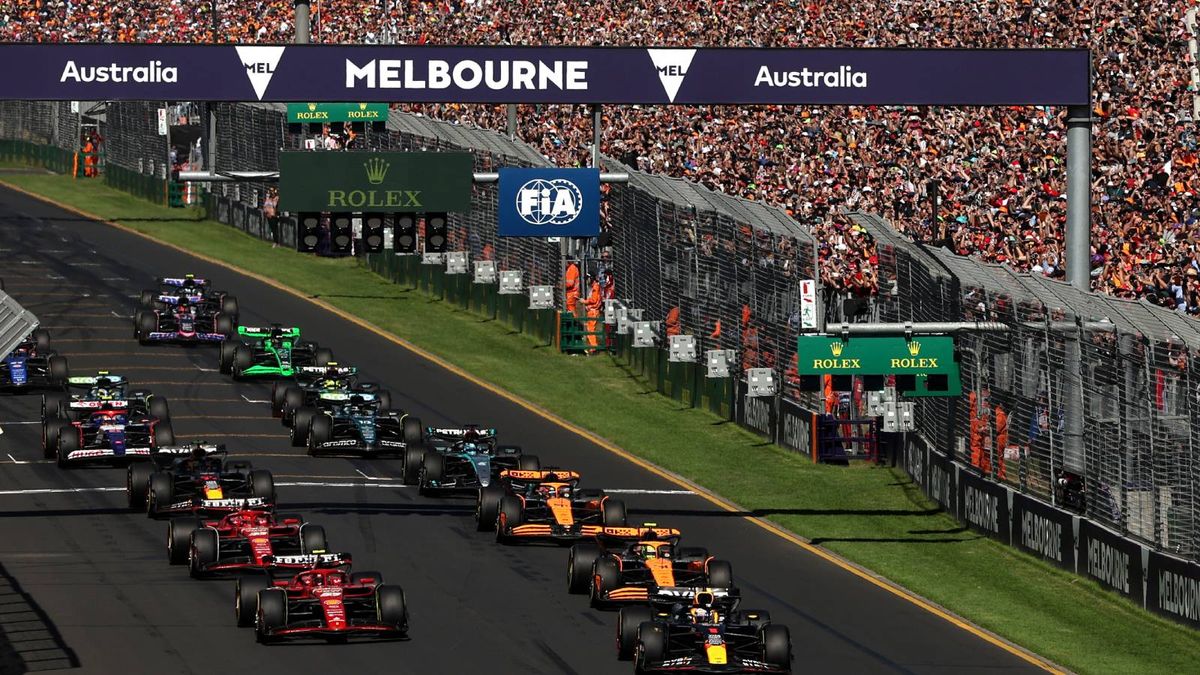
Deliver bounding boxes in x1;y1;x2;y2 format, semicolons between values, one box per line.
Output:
5;173;1200;674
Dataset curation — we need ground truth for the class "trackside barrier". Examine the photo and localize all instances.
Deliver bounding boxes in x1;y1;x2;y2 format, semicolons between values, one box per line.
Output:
0;139;74;174
899;433;1200;629
0;287;39;358
104;163;166;205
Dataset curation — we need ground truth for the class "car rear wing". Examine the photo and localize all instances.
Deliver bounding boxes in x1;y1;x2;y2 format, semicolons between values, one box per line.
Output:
295;365;357;377
598;525;683;542
267;551;351;568
67;398;131;410
238;326;300;338
317;391;376;403
153;443;226;456
66;373;127;387
159;276;210;287
649;587;740;610
425;427;497;442
154;293;207;305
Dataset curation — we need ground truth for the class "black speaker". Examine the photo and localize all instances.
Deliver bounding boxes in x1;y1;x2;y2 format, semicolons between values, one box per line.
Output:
425;213;448;253
297;212;321;253
393;213;417;253
798;375;821;392
329;213;353;254
895;374;917;392
362;213;387;253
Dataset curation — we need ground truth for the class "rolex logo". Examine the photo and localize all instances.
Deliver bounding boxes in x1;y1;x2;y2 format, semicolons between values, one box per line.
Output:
830;342;845;357
363;157;390;185
307;103;317;111
358;102;368;110
907;341;921;356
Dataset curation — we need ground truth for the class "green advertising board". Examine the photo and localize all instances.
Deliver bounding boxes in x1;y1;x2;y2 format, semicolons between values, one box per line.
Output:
287;102;389;123
796;335;961;396
278;151;473;213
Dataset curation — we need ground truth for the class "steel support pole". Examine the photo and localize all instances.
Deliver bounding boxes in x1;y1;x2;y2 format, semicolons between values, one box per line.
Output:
591;104;602;170
506;104;517;141
1063;105;1092;474
294;0;311;44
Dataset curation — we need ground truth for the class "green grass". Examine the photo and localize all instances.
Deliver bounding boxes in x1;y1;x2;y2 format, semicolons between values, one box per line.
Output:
6;173;1200;674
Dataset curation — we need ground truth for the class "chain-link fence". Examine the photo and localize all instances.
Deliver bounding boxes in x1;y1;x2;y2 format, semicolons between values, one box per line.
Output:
856;211;1200;562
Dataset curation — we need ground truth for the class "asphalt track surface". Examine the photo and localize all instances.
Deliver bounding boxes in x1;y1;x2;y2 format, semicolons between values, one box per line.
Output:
0;185;1043;675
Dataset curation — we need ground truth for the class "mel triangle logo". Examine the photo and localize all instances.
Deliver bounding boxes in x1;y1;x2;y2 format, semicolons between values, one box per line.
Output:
646;49;696;104
235;46;286;101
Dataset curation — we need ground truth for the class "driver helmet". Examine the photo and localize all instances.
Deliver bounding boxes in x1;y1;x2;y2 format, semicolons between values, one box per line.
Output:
253;513;271;527
270;327;285;340
558;485;573;500
462;442;480;454
537;484;557;499
462;428;480;442
326;572;346;586
300;574;317;588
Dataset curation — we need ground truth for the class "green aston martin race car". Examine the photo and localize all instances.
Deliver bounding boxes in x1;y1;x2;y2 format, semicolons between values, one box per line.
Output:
218;325;333;379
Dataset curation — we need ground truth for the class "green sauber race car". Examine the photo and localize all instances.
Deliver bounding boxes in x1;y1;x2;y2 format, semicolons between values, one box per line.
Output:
217;324;334;379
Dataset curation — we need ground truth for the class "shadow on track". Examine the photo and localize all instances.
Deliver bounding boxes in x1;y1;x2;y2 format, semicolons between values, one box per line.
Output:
0;561;80;673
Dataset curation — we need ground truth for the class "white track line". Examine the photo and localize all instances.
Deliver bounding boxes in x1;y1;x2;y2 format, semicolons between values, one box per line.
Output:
110;310;131;319
0;482;696;496
195;365;220;373
606;489;696;495
240;394;270;404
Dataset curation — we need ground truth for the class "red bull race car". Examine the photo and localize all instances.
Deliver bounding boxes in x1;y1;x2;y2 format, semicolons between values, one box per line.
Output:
0;329;69;393
127;443;275;518
242;563;409;643
566;525;735;608
163;509;332;579
475;469;627;543
620;589;792;673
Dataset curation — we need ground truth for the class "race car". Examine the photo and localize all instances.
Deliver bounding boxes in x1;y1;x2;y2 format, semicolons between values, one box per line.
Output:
271;364;388;424
42;408;175;467
402;426;538;493
163;509;331;578
218;325;333;379
0;329;69;392
139;274;239;319
41;372;170;422
293;392;423;457
126;443;276;518
246;563;409;643
475;468;627;543
134;292;235;345
621;589;791;673
566;525;735;608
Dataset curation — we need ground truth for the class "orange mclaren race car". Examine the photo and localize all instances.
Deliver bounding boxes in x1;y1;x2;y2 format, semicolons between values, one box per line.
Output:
567;525;735;608
475;469;627;543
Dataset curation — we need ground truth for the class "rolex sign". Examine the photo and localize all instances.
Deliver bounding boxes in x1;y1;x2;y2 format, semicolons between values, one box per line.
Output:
278;151;474;213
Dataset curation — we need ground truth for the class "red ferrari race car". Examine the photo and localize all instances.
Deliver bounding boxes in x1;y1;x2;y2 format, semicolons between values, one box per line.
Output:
566;525;735;608
163;509;332;578
475;469;627;544
238;563;409;643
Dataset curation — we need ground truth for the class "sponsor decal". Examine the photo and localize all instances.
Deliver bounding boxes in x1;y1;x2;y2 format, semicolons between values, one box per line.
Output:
1159;569;1200;621
320;439;360;448
1087;537;1131;594
234;45;286;100
345;58;588;91
744;395;771;435
516;178;584;226
753;65;867;88
963;484;1000;535
202;497;267;508
646;49;696;103
1020;510;1063;563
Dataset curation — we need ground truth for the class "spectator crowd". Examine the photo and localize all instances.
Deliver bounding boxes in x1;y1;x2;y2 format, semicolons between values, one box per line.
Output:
3;0;1200;313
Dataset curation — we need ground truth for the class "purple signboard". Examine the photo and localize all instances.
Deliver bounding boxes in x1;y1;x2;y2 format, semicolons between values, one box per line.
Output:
0;44;1089;105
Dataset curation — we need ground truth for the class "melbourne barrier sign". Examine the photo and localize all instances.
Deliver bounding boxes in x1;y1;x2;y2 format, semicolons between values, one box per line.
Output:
287;102;388;123
0;45;1090;105
498;168;599;237
277;151;473;212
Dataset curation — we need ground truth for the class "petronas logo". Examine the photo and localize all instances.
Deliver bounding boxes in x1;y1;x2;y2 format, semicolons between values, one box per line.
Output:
364;157;390;185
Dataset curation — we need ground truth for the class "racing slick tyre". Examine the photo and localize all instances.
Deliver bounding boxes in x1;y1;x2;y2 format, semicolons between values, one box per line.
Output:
32;329;51;351
251;469;276;501
706;560;734;589
146;472;174;518
291;408;316;448
731;610;772;630
218;340;239;374
591;557;622;609
127;462;154;509
281;386;305;424
148;396;170;422
418;452;445;496
568;543;602;594
518;454;541;471
41;392;67;420
635;622;668;674
300;524;327;554
255;589;287;644
762;624;792;670
402;416;423;447
475;485;505;532
139;290;155;307
153;421;175;448
56;429;80;468
232;345;254;379
168;519;198;565
47;355;69;385
136;311;157;344
376;585;408;632
41;419;66;459
376;389;392;411
214;312;235;337
270;383;286;417
314;347;334;367
351;571;384;587
496;495;524;543
618;606;654;660
236;574;270;627
675;546;710;563
189;528;219;578
221;295;239;318
602;498;628;527
306;415;332;456
401;448;425;485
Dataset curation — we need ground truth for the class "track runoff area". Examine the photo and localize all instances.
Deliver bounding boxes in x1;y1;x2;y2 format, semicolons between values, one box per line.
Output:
0;45;1089;673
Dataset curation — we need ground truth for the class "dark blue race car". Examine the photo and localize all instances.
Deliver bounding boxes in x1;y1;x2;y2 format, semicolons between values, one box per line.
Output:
1;330;68;393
